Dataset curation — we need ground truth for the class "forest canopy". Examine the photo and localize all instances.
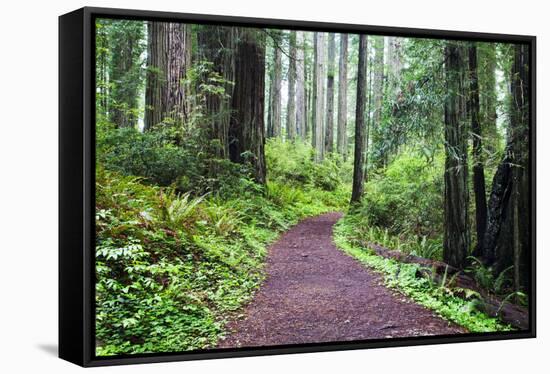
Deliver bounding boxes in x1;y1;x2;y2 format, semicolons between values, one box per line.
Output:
94;18;531;356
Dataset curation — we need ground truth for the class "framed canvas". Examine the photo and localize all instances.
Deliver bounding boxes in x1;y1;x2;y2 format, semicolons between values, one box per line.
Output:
59;6;536;367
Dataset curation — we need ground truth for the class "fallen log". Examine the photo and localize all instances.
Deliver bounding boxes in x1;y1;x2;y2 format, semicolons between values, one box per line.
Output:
360;240;529;330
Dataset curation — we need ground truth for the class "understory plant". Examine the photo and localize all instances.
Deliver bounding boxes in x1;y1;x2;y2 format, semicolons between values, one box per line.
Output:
95;139;349;356
333;214;512;333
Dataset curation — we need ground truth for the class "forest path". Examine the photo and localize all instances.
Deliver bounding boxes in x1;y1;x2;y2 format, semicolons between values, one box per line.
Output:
218;212;465;348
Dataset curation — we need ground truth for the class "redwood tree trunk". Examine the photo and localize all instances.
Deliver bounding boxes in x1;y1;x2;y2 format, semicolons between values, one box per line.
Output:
372;36;384;165
311;33;318;149
145;22;192;131
482;44;530;293
481;152;512;264
443;42;470;269
228;29;267;185
287;31;297;140
350;35;368;205
325;33;336;153
479;44;499;155
314;32;326;162
269;33;282;138
468;45;488;257
337;34;348;159
295;31;306;139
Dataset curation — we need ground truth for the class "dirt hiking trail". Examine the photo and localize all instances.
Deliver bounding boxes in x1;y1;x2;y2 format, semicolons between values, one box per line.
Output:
218;212;465;348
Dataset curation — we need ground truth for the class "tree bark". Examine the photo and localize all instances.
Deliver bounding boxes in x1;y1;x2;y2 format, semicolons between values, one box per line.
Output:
509;44;530;291
228;29;267;185
468;45;488;257
145;22;192;131
337;34;348;159
287;31;297;140
483;44;530;293
295;32;306;139
479;44;499;155
481;152;512;264
350;35;368;205
314;32;326;162
372;36;384;166
325;33;336;153
268;33;282;138
311;33;318;150
443;42;470;269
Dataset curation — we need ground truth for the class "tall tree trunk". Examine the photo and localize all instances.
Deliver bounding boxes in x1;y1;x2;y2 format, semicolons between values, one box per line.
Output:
295;31;306;139
228;29;267;185
372;36;384;166
443;42;470;269
304;39;310;140
311;33;318;149
350;35;368;205
196;26;236;159
482;152;512;265
479;44;499;156
314;33;326;162
145;22;192;131
269;33;282;138
267;64;273;137
509;43;530;291
325;33;336;153
468;45;488;257
483;44;530;293
365;50;373;182
337;34;348;159
287;31;297;140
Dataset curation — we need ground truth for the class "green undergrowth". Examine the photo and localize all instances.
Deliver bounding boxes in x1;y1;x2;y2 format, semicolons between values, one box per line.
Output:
333;214;513;333
95;166;349;356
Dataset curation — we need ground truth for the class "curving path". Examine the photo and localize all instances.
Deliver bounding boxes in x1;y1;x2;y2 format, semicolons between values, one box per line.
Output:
218;212;465;348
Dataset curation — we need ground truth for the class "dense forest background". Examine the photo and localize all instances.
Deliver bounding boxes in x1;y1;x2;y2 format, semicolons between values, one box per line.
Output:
94;18;530;355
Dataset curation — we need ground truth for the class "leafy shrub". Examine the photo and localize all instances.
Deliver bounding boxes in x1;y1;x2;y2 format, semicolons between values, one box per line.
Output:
334;215;513;333
359;149;444;239
265;138;351;191
96;121;254;196
95;165;348;356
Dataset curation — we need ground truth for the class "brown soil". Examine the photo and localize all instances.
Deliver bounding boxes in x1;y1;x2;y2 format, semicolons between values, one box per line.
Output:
218;212;465;348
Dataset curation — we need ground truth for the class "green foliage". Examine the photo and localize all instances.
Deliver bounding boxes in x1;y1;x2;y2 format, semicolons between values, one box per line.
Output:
96;119;252;195
333;215;512;333
363;150;444;237
95;19;146;127
349;150;444;260
95;154;348;355
464;257;517;297
265;138;353;190
372;38;445;166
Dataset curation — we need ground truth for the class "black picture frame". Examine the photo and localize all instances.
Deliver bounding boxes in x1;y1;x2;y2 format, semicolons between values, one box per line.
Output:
59;6;537;367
